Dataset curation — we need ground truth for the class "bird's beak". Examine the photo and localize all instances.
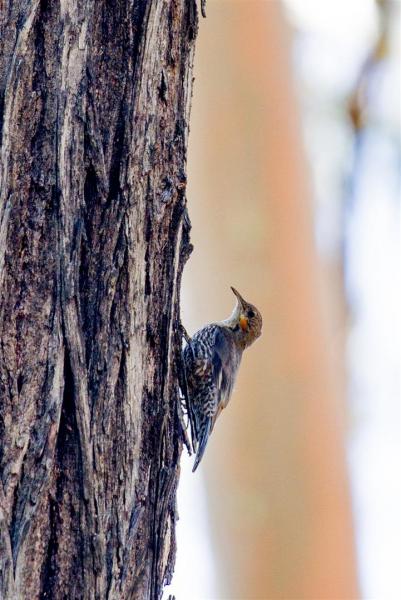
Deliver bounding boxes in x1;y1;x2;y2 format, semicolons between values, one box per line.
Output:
230;286;247;309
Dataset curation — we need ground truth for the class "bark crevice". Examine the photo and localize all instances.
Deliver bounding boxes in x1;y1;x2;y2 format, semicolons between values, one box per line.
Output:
0;0;198;597
39;346;84;598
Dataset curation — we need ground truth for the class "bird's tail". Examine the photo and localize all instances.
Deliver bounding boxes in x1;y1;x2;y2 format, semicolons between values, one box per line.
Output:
192;418;212;472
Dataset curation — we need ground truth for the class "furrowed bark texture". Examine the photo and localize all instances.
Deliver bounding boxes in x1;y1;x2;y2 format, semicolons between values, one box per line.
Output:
0;1;197;598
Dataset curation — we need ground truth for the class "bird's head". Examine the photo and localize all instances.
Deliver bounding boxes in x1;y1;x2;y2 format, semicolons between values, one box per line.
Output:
226;287;263;349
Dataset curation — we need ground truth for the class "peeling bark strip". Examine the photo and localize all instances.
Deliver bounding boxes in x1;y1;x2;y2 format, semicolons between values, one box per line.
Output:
0;1;197;598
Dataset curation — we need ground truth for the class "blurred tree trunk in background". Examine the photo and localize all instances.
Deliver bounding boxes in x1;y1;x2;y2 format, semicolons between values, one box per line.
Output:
185;1;359;598
0;1;196;598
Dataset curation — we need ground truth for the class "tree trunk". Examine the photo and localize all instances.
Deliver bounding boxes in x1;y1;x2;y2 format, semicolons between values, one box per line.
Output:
0;1;197;598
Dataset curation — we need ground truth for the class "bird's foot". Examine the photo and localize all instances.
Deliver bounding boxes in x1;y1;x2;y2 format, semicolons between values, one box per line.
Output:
180;323;191;344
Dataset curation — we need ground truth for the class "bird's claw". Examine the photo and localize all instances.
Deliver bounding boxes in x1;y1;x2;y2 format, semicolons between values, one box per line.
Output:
180;323;191;344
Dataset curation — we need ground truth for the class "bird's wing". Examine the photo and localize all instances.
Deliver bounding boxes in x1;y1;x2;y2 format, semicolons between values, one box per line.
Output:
183;326;236;470
212;326;237;411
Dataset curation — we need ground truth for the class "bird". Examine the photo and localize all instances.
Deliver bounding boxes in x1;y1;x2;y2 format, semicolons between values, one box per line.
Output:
182;287;262;472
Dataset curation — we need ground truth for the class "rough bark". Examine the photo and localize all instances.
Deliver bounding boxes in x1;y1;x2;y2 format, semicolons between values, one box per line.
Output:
0;1;197;598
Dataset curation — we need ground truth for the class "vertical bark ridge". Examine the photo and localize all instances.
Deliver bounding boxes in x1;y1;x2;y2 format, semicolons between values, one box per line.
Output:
0;0;198;598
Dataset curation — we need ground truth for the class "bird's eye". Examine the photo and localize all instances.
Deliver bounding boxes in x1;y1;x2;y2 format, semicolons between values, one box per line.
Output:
248;310;255;319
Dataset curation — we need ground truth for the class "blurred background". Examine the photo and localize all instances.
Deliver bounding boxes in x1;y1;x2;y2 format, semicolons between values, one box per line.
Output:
170;1;400;598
